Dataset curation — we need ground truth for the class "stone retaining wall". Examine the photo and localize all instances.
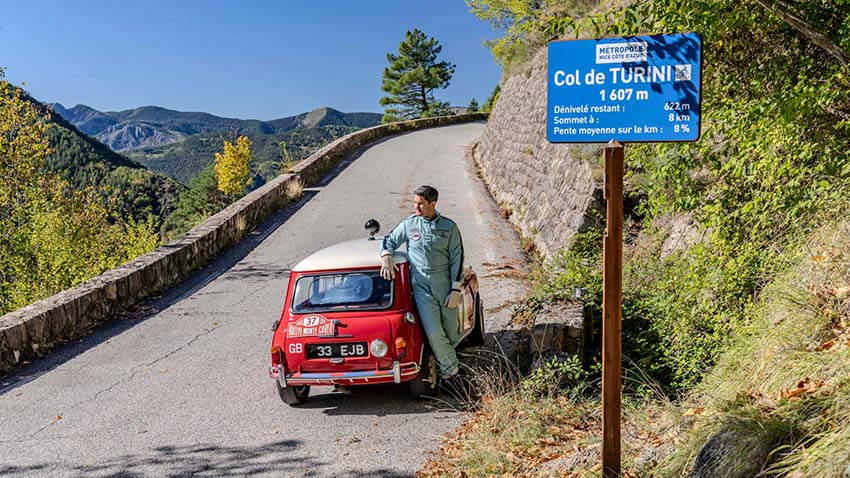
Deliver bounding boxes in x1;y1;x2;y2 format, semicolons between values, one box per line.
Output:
472;48;603;258
0;113;487;375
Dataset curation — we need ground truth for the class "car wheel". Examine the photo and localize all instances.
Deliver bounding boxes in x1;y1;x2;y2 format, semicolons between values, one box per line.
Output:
276;382;310;406
410;346;439;399
464;294;485;347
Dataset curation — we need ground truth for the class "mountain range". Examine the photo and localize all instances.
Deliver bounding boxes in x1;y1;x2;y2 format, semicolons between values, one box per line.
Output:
51;103;382;152
30;98;187;226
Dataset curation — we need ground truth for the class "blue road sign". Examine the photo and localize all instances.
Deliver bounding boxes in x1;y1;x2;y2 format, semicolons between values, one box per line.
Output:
547;33;702;143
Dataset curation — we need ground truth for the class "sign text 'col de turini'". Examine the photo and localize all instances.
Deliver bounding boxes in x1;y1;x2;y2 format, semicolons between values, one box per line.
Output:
547;32;702;143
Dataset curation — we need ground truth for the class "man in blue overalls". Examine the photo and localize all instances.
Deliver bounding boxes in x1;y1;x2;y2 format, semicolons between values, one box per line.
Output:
379;185;464;379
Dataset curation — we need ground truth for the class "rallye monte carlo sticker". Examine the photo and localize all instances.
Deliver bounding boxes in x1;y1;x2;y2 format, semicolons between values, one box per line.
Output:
287;315;335;337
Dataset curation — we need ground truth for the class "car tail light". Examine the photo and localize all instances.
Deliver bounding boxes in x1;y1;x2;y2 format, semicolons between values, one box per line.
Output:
271;345;285;367
395;337;407;359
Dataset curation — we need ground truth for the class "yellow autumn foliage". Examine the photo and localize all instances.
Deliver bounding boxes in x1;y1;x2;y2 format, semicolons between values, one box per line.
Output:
0;71;160;314
214;135;252;197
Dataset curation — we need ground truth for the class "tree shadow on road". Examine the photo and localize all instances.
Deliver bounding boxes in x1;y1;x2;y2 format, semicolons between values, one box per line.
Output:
0;439;316;478
0;438;419;478
219;263;292;282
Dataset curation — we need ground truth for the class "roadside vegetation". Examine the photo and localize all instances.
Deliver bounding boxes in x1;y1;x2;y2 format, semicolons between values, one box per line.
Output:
0;70;160;315
0;75;305;314
422;0;850;476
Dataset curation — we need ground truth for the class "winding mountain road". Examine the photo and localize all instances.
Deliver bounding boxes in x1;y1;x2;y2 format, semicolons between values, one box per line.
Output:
0;122;529;478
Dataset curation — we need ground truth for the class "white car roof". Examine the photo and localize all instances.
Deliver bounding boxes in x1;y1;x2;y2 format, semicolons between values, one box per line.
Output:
292;236;408;272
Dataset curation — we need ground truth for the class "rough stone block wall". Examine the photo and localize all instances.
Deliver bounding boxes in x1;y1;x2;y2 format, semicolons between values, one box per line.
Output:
473;49;603;258
0;113;486;374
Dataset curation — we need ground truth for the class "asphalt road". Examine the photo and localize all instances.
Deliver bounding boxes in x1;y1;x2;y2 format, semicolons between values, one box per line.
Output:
0;122;529;478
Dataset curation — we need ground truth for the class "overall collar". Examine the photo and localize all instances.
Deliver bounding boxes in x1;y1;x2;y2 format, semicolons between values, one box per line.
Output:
423;209;441;222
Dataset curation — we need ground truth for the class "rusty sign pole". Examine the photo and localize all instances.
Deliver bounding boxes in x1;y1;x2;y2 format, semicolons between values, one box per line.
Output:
602;139;624;478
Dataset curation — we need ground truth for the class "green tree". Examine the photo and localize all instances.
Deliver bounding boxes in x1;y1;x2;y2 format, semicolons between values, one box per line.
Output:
467;98;480;112
466;0;594;68
0;69;53;311
0;70;160;314
162;163;229;240
214;135;252;197
278;140;294;172
380;29;456;123
482;84;501;113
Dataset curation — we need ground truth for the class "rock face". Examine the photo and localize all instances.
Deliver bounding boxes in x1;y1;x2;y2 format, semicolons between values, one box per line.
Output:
515;302;586;373
97;122;187;151
472;48;604;258
687;428;773;478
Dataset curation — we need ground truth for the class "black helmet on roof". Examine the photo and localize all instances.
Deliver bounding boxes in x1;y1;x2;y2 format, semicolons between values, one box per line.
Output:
364;219;380;240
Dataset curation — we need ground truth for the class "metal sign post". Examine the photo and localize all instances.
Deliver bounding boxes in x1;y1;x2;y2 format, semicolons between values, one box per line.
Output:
546;32;702;478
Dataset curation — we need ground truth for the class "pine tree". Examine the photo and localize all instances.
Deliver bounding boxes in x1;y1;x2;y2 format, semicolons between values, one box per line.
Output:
380;29;456;123
467;98;480;112
214;135;252;198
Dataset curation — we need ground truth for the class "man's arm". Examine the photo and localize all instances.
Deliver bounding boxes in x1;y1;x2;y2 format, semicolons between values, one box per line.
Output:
380;220;408;256
449;223;464;283
444;223;465;308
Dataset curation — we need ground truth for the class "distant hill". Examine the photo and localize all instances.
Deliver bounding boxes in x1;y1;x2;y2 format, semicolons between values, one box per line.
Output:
51;104;382;152
38;101;186;226
126;124;360;186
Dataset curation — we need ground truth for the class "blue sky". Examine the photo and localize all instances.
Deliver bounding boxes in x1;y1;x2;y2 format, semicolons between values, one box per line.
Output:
0;1;503;120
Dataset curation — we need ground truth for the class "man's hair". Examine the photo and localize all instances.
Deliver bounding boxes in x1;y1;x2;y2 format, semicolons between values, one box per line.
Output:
414;185;439;203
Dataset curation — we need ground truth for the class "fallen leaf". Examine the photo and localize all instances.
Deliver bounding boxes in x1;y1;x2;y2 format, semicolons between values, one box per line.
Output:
782;387;808;399
815;340;836;352
55;415;62;420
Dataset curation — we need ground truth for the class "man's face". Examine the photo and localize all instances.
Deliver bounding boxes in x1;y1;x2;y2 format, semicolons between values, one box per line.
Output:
413;194;437;218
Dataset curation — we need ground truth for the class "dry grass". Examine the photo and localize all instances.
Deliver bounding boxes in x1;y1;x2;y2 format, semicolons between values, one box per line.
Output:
650;216;850;477
420;216;850;478
285;176;304;200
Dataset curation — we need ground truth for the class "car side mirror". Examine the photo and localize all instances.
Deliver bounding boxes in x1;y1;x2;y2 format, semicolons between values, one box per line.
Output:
365;219;380;240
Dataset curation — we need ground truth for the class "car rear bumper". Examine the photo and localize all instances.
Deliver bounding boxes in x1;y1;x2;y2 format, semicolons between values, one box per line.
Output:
269;361;420;386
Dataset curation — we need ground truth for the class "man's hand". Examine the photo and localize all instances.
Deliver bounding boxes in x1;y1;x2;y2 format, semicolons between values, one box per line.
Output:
380;253;398;281
444;281;463;308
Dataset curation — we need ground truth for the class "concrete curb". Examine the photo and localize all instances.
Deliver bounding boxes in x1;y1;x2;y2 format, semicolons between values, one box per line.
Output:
0;113;488;375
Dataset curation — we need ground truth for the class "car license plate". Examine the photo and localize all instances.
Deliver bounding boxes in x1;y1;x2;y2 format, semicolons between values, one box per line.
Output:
306;342;368;359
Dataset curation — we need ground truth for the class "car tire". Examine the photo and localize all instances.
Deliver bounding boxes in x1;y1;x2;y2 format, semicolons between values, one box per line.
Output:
464;294;485;347
410;346;439;399
276;382;310;406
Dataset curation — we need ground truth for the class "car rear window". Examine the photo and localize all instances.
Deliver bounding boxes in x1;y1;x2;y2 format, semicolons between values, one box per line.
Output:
291;271;393;313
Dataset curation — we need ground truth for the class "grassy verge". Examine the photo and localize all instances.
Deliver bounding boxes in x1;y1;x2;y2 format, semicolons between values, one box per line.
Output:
419;215;850;478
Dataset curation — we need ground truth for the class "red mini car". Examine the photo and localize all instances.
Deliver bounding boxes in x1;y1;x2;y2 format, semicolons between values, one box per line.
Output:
268;221;484;405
